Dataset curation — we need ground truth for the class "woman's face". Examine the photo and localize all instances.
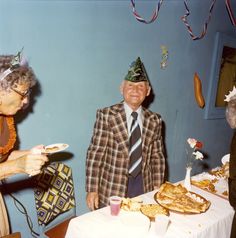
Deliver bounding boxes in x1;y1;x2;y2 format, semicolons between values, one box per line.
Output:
0;84;30;116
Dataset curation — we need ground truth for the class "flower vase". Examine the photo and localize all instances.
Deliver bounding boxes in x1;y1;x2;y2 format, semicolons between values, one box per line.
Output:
184;166;192;191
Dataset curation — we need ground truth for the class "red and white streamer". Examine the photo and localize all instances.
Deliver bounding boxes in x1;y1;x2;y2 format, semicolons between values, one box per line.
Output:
225;0;236;26
181;0;216;41
130;0;164;24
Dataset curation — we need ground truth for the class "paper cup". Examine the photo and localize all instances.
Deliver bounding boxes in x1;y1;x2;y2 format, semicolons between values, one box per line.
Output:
154;214;170;236
109;196;122;216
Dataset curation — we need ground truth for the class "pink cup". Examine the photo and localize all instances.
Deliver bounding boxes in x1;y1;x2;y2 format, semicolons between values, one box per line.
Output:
109;196;122;216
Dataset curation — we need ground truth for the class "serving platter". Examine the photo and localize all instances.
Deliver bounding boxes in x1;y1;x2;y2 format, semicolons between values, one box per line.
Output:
154;182;211;214
191;172;228;200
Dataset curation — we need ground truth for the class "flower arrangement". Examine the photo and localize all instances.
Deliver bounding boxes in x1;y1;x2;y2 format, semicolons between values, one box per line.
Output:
186;138;204;168
184;138;204;191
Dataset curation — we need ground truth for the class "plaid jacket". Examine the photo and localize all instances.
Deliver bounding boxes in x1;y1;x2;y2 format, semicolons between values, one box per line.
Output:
86;103;166;205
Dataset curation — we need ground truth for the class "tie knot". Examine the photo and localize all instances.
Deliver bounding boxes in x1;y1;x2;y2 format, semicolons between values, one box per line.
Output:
131;111;138;120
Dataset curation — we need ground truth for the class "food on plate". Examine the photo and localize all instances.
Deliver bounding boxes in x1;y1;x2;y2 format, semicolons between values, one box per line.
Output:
222;190;228;196
191;179;217;193
209;163;229;178
222;162;229;177
121;197;143;211
45;146;60;153
140;204;169;221
44;143;69;153
191;172;228;199
154;182;211;214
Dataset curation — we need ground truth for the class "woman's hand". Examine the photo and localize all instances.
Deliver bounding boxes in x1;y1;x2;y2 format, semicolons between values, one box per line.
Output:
18;153;48;176
7;145;45;161
30;144;45;155
0;149;48;179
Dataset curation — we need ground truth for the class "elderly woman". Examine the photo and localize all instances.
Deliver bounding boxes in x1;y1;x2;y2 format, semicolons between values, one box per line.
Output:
0;53;48;236
225;86;236;238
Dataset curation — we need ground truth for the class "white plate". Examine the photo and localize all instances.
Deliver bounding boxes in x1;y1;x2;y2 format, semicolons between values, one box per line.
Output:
221;154;230;165
192;172;216;181
44;143;69;154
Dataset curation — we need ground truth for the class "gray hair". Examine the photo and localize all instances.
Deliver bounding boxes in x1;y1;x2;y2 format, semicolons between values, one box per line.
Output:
0;55;36;92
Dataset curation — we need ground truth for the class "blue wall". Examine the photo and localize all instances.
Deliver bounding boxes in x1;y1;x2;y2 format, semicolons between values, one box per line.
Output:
0;0;235;236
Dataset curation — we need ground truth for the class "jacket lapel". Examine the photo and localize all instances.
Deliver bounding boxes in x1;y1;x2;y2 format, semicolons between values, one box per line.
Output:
142;108;157;163
109;103;129;158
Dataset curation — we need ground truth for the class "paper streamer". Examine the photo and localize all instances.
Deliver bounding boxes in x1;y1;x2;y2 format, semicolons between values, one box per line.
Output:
181;0;216;40
130;0;164;24
225;0;236;26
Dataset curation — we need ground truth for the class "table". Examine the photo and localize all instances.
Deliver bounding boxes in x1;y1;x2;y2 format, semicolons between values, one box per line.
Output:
65;183;234;238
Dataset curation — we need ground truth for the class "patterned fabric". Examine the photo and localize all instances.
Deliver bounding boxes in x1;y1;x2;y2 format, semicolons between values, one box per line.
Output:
124;57;148;82
86;102;165;206
34;163;75;226
128;112;142;177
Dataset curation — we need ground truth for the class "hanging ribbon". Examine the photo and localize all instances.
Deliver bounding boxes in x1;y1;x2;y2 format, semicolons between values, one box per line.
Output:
225;0;236;26
130;0;164;24
181;0;216;40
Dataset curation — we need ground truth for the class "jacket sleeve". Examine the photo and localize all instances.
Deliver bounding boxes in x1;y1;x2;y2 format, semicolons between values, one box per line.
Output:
151;116;166;188
86;109;108;193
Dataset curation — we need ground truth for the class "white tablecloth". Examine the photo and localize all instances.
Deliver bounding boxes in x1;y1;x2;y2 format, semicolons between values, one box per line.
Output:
65;184;234;238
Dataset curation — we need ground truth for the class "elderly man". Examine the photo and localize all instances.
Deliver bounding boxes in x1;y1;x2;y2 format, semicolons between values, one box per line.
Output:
86;57;166;210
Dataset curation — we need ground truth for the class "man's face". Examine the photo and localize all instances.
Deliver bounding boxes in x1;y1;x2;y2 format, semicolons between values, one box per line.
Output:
0;83;31;115
120;80;151;110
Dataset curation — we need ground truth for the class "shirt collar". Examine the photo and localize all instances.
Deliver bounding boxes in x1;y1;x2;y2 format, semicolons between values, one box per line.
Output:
123;102;142;117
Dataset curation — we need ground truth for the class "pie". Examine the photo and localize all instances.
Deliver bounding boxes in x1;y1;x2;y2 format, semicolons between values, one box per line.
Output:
140;204;169;221
154;182;211;214
191;179;217;193
45;146;60;153
121;197;143;211
222;190;228;196
209;163;229;179
44;143;68;153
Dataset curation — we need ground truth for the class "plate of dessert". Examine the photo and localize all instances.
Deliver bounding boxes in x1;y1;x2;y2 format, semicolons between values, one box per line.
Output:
121;197;143;212
140;203;169;221
44;143;69;154
154;182;211;214
191;172;228;199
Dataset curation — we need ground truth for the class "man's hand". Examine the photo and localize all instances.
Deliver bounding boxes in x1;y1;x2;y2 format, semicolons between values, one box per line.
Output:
86;192;99;211
154;186;159;190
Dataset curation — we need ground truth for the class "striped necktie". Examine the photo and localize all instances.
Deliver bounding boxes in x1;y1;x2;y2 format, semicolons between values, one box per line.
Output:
128;111;142;177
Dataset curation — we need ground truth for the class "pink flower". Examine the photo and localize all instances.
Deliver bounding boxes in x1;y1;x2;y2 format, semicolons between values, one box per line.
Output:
187;138;203;149
187;138;197;148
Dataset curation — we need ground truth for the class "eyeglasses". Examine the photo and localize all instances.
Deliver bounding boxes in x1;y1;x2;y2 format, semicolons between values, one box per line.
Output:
11;87;31;99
